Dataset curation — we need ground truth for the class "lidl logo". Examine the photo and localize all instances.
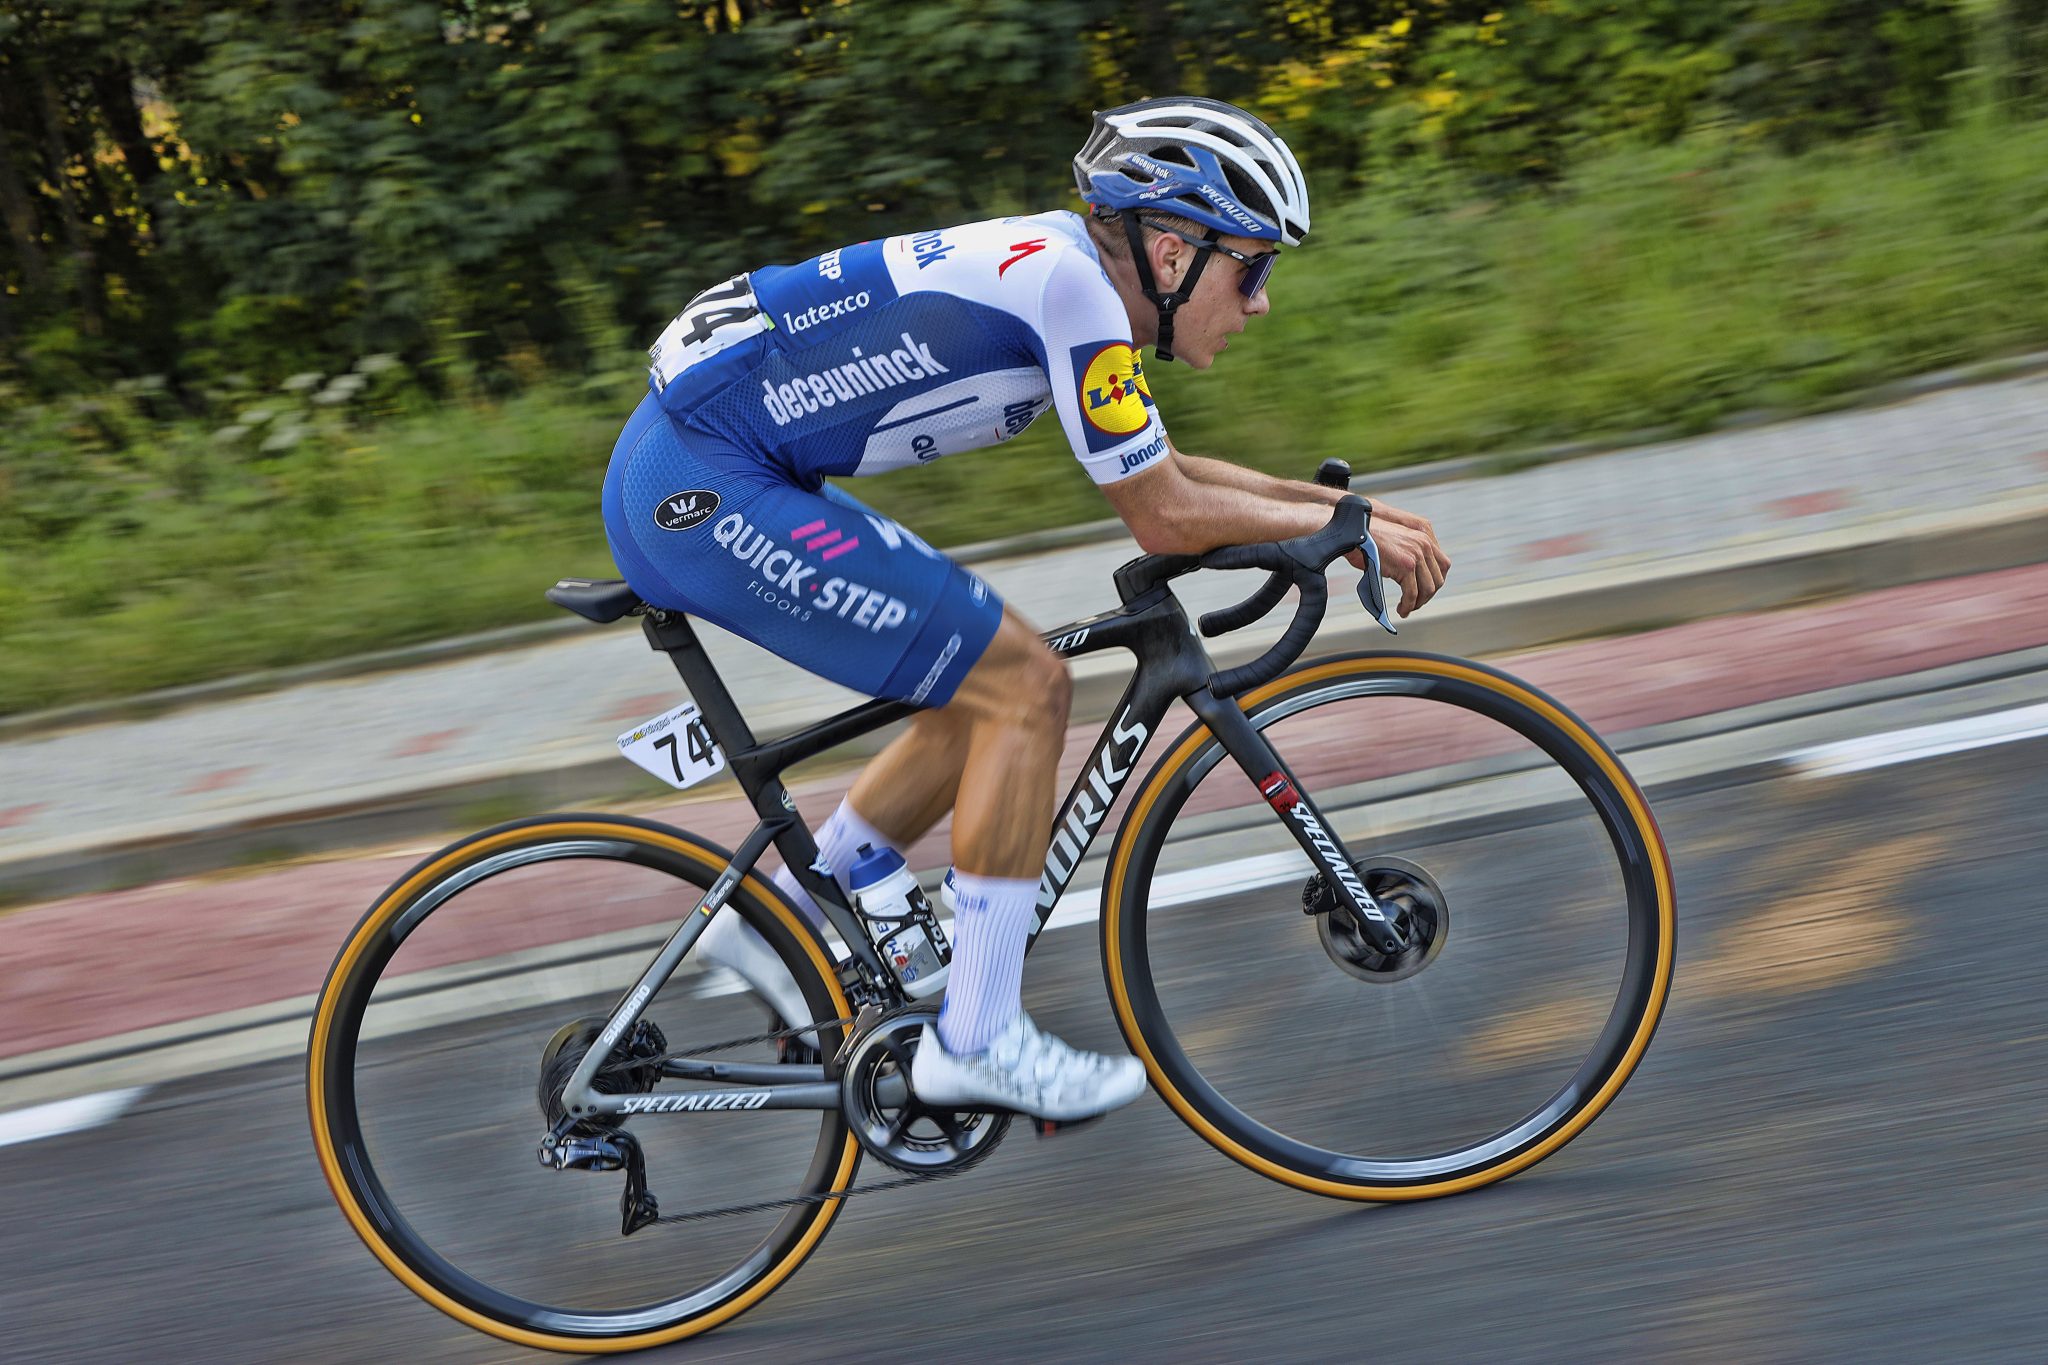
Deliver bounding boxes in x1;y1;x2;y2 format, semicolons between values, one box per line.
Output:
1080;343;1154;437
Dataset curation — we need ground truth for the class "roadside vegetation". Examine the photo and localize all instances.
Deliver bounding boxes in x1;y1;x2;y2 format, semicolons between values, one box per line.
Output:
5;1;2048;715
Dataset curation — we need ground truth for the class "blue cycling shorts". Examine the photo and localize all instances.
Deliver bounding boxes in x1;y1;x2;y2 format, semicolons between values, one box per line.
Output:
602;392;1003;707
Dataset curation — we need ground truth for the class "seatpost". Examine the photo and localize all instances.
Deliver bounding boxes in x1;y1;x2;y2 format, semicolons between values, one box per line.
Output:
641;611;759;755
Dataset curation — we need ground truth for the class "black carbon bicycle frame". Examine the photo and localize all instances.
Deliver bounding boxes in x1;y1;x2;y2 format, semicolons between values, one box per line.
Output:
558;557;1397;1121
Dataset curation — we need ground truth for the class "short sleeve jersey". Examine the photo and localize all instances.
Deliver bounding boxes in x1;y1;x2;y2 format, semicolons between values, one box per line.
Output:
644;210;1168;487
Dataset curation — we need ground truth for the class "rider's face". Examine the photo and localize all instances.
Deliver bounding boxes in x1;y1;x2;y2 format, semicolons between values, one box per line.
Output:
1150;230;1274;371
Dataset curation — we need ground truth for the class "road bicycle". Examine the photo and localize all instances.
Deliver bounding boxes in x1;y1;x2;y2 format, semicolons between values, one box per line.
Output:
308;464;1676;1353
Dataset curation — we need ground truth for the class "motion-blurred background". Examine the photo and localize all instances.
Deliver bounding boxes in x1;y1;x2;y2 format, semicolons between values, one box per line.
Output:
4;0;2048;710
4;4;2048;1361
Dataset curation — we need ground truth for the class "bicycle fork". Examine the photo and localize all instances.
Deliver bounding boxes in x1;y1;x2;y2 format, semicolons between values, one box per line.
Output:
1187;689;1411;958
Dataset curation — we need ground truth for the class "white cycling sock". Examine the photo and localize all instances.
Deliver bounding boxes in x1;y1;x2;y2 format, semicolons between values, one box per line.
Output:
770;796;899;927
936;872;1039;1055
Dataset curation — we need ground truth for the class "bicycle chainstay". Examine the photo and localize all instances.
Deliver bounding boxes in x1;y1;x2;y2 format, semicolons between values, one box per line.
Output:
592;1011;1001;1226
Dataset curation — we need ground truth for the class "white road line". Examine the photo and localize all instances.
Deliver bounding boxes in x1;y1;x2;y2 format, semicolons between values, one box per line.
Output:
0;1087;148;1149
1789;702;2048;778
688;848;1314;994
1041;850;1312;934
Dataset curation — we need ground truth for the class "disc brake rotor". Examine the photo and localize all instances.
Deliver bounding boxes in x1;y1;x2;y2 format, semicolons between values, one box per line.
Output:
1304;854;1450;984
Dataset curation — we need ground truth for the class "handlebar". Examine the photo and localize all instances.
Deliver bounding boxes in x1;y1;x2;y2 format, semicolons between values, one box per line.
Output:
1109;462;1398;697
1195;458;1357;640
1196;496;1367;696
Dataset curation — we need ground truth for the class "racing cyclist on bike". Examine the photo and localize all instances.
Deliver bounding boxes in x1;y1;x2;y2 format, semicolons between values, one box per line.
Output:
601;96;1451;1125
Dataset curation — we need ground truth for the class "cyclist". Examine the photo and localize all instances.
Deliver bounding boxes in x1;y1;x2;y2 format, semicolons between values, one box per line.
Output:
601;96;1450;1123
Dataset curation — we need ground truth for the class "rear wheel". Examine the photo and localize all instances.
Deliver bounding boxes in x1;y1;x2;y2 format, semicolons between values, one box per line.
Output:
307;814;860;1352
1104;652;1675;1200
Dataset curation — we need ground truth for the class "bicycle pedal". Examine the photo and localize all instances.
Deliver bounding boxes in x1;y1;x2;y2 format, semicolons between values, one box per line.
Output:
1032;1115;1104;1139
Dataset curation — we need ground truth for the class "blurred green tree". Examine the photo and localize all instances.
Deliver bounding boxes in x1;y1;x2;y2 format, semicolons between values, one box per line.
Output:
0;0;1998;398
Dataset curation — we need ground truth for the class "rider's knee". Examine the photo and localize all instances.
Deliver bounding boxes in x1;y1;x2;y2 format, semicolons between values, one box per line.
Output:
953;627;1070;734
1028;643;1074;730
987;640;1069;733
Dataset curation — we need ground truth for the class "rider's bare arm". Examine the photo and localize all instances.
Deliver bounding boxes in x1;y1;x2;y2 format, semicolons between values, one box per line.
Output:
1103;450;1453;616
1174;450;1348;508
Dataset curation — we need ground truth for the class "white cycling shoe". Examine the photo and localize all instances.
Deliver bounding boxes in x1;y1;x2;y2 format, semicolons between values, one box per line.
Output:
910;1010;1146;1122
696;910;814;1040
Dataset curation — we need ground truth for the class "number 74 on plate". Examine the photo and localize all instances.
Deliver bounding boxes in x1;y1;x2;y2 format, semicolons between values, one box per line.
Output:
617;701;727;790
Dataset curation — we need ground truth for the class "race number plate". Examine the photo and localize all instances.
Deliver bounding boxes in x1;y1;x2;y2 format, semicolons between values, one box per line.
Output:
617;702;726;790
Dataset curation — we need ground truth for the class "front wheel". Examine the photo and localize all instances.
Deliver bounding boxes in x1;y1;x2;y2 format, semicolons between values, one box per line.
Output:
307;814;861;1352
1103;652;1676;1200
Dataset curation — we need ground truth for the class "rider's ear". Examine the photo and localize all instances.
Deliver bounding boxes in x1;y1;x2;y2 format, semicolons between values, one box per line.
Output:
1149;231;1184;289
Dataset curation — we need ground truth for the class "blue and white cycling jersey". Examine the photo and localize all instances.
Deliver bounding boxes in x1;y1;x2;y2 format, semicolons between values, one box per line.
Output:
603;209;1163;711
643;209;1170;487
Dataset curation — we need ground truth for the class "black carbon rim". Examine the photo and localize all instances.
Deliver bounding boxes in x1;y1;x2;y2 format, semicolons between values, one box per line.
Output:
310;816;855;1342
1111;657;1672;1194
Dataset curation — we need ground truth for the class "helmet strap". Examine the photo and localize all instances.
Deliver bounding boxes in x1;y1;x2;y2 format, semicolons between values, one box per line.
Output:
1118;210;1215;364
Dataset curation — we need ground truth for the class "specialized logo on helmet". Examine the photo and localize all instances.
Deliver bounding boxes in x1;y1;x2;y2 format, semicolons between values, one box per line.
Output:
1197;182;1264;233
1079;344;1154;436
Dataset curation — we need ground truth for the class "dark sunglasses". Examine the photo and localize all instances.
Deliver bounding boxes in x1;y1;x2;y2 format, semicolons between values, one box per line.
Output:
1142;219;1281;298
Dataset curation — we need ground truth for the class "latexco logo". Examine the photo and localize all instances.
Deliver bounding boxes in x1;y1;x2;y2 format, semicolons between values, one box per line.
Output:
709;512;912;633
760;331;949;427
653;488;720;532
780;289;871;334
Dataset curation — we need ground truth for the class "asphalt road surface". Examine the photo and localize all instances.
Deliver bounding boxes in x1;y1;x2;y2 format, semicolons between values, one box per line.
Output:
6;715;2047;1362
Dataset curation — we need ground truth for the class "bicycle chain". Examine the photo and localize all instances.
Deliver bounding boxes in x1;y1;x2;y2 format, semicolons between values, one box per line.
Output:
595;1013;994;1225
596;1014;857;1074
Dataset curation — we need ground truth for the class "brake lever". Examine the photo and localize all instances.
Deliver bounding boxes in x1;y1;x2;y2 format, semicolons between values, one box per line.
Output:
1354;530;1398;635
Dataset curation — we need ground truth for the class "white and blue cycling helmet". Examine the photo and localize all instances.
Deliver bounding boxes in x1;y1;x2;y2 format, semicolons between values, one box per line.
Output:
1075;95;1311;246
1074;96;1310;360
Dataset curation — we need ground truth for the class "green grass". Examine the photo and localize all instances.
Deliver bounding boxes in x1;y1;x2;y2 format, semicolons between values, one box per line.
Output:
6;115;2048;716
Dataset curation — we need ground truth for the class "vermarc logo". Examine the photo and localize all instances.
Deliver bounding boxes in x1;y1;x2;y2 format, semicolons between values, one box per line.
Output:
654;489;721;532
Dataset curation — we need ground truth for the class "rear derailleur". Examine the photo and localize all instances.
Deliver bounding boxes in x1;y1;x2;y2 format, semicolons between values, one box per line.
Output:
534;1015;668;1235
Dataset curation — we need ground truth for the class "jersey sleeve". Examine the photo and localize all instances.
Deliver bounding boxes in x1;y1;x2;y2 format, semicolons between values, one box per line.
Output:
1035;247;1170;485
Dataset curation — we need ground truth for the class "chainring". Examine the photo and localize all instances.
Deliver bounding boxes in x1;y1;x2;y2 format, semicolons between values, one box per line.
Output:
838;1009;1010;1174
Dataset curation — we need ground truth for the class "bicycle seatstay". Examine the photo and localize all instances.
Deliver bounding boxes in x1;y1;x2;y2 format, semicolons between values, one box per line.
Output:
640;608;896;989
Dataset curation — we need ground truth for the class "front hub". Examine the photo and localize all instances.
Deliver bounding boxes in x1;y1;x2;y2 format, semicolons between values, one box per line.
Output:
1303;854;1449;983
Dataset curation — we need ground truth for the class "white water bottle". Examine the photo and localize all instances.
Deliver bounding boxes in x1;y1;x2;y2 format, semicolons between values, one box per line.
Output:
845;843;951;998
